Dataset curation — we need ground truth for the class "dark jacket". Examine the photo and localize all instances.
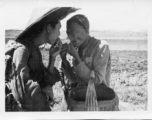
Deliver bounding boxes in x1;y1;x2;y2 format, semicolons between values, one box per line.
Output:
11;40;60;111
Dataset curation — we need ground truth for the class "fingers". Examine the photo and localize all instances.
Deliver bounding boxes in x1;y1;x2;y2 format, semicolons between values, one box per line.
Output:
67;43;71;53
68;42;74;52
62;43;68;49
62;43;68;47
61;51;67;55
67;42;78;57
58;40;62;48
69;42;74;49
60;51;67;59
61;46;68;53
49;39;63;58
56;39;62;48
70;42;78;52
66;42;70;51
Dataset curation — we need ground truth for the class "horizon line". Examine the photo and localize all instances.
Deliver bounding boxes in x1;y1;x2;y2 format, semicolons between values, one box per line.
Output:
5;29;148;32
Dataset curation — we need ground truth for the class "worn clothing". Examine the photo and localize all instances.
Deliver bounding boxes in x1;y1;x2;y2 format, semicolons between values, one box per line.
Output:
11;40;61;111
63;37;111;87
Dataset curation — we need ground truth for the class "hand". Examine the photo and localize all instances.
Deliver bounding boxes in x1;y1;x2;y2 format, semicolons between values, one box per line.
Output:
60;43;68;59
67;42;78;59
67;42;82;65
61;43;68;53
49;38;62;58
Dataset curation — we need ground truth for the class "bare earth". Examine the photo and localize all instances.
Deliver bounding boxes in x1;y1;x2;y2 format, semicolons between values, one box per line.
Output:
110;50;147;111
5;30;148;111
40;49;147;111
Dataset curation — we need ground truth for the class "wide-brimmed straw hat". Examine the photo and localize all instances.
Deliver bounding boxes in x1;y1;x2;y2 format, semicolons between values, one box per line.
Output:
16;7;79;41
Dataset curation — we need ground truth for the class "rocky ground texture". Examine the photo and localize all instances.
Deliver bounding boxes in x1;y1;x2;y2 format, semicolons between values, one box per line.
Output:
110;50;147;111
40;49;147;111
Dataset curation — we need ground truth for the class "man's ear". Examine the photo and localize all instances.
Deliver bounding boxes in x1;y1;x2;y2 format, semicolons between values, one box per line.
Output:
47;24;52;33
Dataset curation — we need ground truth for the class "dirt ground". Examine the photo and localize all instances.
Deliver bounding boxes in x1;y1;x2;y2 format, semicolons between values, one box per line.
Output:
40;49;147;111
110;50;147;111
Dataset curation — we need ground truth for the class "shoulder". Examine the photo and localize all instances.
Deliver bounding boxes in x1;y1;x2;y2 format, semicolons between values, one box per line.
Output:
92;39;110;59
15;43;28;53
98;39;109;47
13;43;29;59
92;37;109;50
90;39;110;58
98;40;110;52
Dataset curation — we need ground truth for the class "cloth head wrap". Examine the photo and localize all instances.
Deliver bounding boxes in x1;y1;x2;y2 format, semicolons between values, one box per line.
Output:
67;14;89;32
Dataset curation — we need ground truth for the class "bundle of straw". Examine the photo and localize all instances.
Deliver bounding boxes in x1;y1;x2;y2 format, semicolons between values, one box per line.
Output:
85;70;99;111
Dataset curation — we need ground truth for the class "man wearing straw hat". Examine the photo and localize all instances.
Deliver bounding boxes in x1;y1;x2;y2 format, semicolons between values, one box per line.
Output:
8;7;78;111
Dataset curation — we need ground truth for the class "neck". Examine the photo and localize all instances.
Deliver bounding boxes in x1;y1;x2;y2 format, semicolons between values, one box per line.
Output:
79;35;91;50
33;31;48;48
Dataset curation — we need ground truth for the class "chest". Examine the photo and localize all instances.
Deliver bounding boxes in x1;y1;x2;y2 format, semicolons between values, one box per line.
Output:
78;48;94;69
84;57;93;69
28;49;43;71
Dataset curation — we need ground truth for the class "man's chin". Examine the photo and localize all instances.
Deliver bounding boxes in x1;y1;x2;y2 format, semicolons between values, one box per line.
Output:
73;43;77;48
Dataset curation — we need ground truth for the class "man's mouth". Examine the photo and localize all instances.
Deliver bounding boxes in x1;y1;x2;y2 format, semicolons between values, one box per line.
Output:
72;42;77;47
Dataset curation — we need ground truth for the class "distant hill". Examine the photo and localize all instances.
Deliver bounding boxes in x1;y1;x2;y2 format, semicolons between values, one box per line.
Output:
5;29;147;50
5;30;22;38
5;29;147;39
90;30;147;37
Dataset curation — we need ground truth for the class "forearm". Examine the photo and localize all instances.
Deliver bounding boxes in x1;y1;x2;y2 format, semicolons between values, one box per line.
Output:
47;56;56;74
74;62;101;85
62;58;77;83
74;54;82;66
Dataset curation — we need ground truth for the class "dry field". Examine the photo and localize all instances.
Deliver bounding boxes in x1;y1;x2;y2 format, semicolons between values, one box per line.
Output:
110;50;147;111
5;30;148;111
41;49;147;111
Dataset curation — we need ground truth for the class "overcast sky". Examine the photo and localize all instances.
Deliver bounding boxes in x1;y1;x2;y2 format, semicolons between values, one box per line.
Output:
1;0;152;31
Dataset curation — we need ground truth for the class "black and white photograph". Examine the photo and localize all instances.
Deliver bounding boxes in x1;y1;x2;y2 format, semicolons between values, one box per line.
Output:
1;0;152;119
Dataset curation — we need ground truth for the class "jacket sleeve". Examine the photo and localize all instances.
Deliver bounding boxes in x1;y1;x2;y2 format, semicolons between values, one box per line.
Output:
74;43;111;86
61;58;78;83
12;46;50;111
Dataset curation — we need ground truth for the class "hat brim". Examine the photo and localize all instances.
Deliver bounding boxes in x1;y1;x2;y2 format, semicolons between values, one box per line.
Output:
16;7;79;41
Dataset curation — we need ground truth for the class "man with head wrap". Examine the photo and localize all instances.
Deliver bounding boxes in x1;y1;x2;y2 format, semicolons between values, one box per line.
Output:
61;14;114;101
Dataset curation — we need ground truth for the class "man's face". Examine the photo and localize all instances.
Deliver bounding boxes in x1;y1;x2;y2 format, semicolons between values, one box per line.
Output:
67;23;86;48
48;21;61;45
